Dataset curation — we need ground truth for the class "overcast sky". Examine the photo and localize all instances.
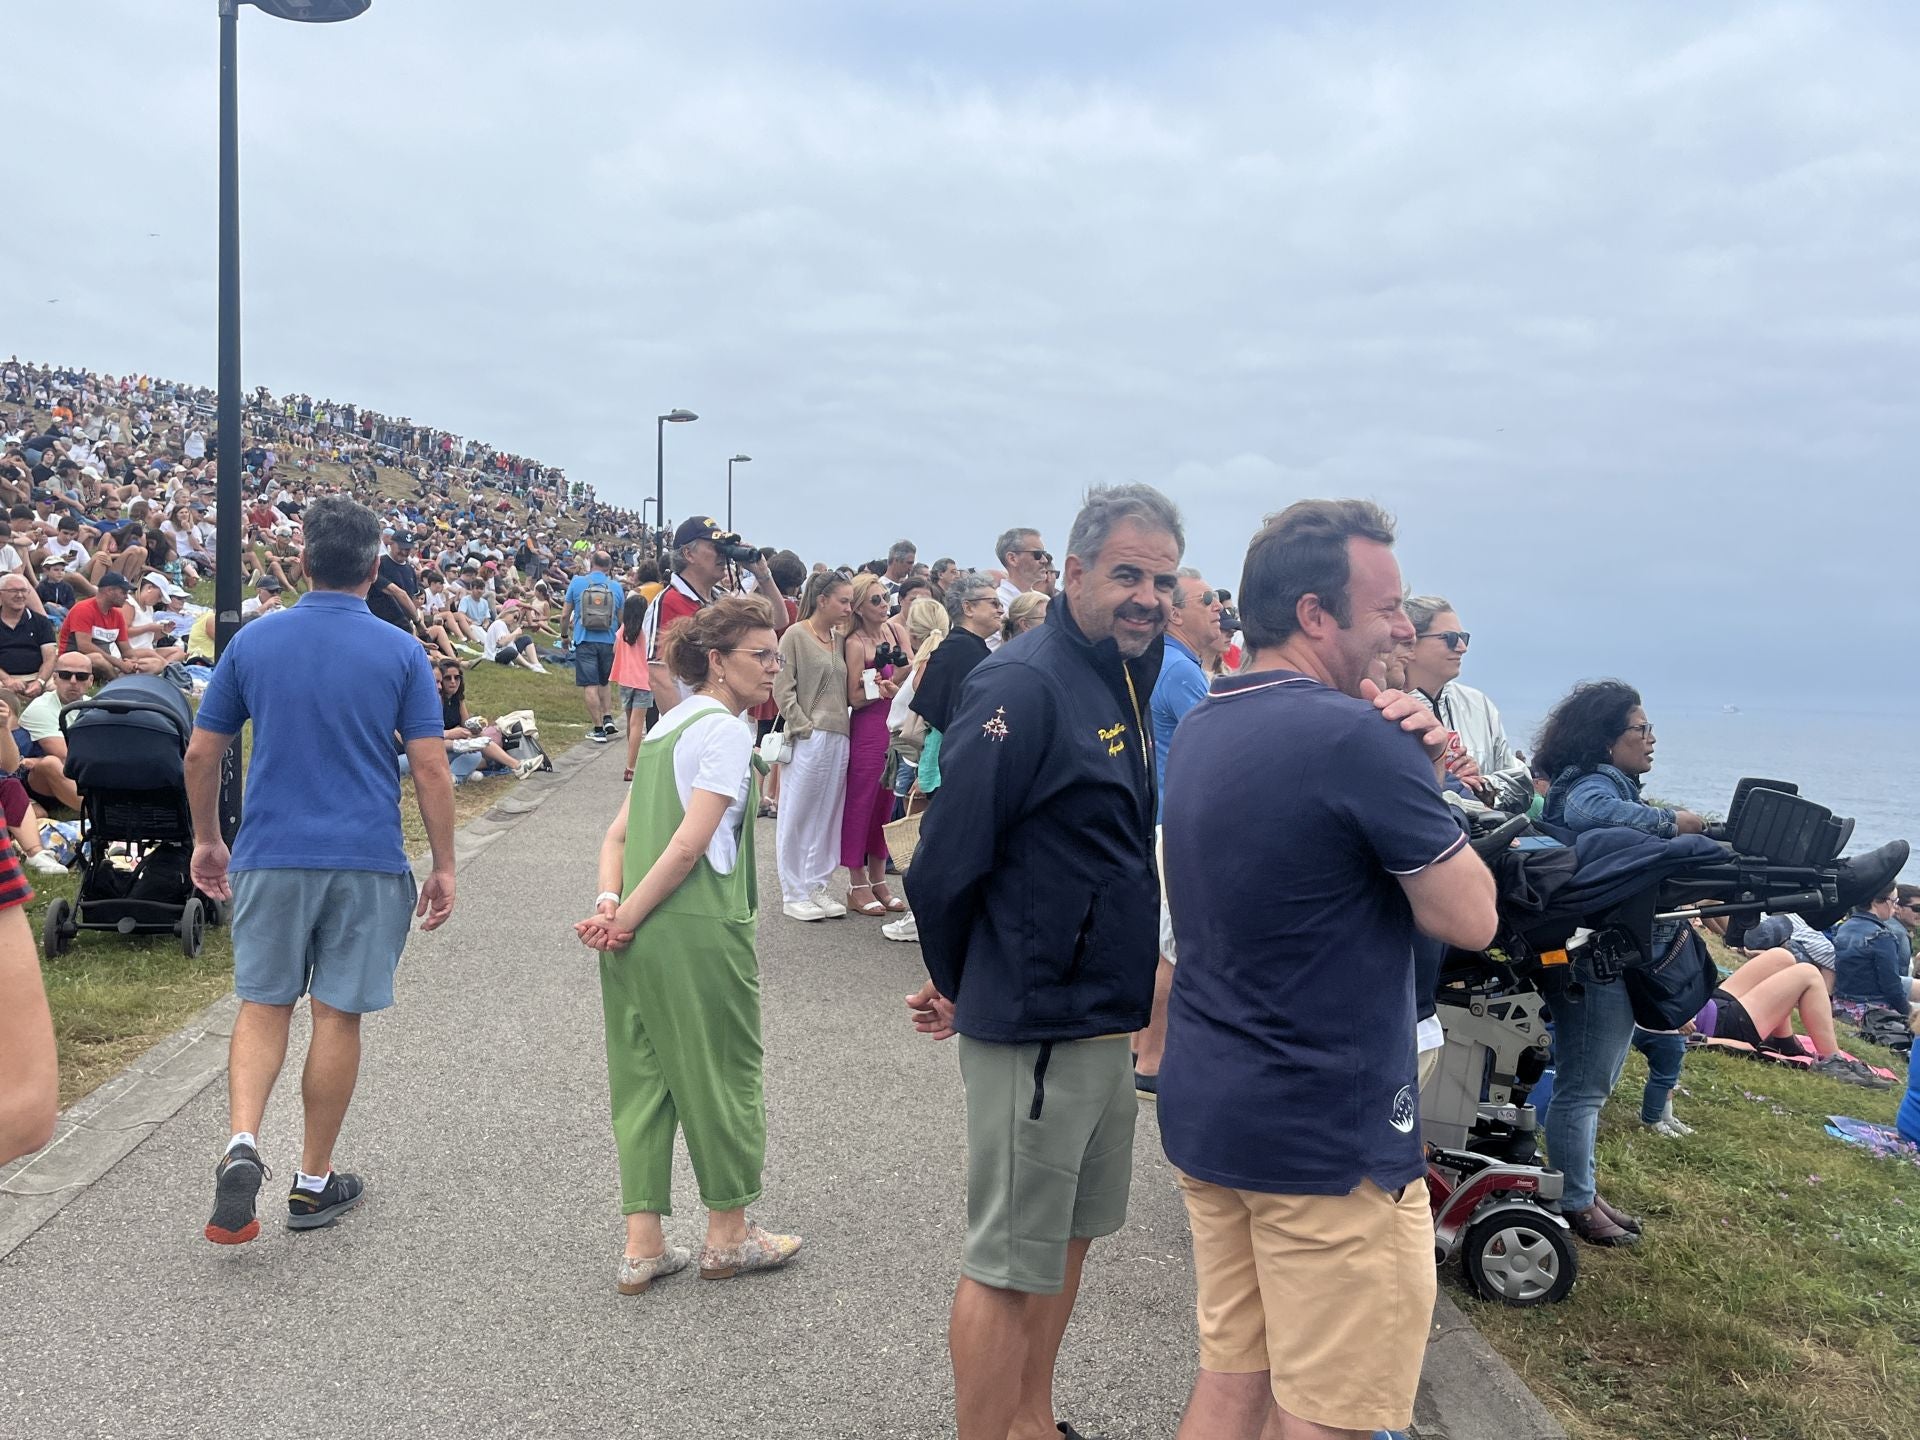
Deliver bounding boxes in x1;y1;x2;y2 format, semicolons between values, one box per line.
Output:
4;1;1915;709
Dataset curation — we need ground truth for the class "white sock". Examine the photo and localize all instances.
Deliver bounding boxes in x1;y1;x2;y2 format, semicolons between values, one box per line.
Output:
226;1131;257;1155
294;1169;330;1193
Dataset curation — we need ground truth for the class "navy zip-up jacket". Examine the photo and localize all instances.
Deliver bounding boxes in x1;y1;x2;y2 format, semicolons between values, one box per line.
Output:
905;593;1163;1043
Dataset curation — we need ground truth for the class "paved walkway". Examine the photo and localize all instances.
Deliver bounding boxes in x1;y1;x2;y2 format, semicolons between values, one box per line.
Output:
0;743;1560;1440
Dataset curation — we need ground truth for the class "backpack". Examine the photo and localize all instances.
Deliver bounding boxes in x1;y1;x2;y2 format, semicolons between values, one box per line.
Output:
578;577;616;633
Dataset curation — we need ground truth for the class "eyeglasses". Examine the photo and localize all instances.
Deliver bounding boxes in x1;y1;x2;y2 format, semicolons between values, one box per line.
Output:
1420;630;1470;651
1010;548;1052;564
865;594;887;606
967;595;1006;610
722;647;786;670
1621;723;1655;739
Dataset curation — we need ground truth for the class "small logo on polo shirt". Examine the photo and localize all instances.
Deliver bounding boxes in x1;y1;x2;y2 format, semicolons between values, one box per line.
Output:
1098;721;1126;757
1389;1085;1417;1134
982;706;1009;742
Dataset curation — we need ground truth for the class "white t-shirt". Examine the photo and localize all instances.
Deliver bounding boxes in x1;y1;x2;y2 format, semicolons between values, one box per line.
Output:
643;697;754;875
480;617;516;660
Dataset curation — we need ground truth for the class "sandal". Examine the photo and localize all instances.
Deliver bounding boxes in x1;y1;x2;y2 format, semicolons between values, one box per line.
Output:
872;882;908;913
847;883;886;917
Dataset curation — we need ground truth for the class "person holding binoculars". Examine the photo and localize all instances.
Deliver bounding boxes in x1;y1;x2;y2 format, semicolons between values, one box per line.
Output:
841;572;912;916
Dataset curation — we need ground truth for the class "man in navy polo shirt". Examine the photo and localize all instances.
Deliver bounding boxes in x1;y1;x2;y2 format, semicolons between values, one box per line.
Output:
186;496;456;1246
1159;499;1497;1439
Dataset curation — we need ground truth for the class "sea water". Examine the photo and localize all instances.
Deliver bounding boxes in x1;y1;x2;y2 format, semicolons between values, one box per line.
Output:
1504;704;1918;882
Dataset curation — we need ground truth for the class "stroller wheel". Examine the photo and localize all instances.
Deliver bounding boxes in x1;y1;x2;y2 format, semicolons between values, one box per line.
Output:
178;897;205;958
1463;1211;1578;1306
43;898;75;958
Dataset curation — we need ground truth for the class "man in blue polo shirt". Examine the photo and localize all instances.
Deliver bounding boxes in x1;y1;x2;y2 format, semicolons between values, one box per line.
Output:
563;549;625;741
186;496;456;1246
1159;499;1497;1438
1134;569;1226;1095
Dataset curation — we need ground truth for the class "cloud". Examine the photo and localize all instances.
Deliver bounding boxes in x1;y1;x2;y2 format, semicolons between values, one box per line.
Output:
4;1;1917;706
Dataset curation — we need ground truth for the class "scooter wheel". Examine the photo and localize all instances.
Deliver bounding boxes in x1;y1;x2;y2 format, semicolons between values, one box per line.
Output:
1463;1211;1578;1306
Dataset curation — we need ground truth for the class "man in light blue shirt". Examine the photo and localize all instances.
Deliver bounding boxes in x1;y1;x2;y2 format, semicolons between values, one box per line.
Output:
1136;570;1225;1095
187;496;456;1246
562;550;625;741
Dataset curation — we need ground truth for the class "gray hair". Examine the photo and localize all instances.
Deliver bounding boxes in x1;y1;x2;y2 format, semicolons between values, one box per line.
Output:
302;495;380;590
1065;483;1185;567
994;527;1039;568
1170;566;1205;609
888;538;917;565
944;570;998;624
1403;594;1454;636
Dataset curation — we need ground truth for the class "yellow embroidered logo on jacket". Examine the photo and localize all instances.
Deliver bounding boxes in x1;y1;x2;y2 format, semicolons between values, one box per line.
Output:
1098;722;1127;757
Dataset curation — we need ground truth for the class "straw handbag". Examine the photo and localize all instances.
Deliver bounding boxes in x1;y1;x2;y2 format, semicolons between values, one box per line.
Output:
883;792;929;871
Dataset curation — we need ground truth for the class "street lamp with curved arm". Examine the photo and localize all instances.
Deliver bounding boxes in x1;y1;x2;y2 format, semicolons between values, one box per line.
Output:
655;409;699;536
727;454;751;533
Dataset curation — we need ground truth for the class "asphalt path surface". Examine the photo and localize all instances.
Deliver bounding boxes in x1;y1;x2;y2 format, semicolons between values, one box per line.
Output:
0;746;1201;1440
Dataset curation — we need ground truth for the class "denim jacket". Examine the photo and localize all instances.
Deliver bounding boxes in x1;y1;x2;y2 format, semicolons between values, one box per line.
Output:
1833;911;1912;1013
1543;764;1677;839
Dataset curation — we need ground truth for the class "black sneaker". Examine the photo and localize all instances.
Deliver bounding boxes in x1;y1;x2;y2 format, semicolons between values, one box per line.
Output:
287;1171;367;1230
205;1144;268;1245
588;724;611;743
603;713;616;732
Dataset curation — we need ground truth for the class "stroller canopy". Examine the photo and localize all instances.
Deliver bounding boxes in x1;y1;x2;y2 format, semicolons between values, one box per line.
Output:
60;674;194;794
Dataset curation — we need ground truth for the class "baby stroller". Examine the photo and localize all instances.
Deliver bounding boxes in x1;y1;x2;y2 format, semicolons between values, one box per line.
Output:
41;675;223;960
1423;780;1910;1307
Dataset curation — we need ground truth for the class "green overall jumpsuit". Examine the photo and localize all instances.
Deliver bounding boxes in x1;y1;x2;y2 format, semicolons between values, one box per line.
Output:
601;701;766;1215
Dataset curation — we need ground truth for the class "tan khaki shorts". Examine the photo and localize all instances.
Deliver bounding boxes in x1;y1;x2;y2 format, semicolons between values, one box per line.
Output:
1177;1171;1436;1433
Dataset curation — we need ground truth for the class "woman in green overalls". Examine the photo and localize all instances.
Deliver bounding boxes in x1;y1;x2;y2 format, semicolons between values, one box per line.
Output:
575;595;803;1295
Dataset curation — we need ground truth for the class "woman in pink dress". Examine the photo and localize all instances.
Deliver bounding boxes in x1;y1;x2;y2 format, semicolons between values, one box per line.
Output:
839;573;910;915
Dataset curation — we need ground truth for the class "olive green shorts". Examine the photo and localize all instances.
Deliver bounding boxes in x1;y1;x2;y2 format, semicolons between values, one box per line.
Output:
956;1034;1137;1295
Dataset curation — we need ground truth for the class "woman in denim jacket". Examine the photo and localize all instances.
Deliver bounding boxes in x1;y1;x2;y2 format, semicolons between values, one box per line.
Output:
1533;682;1706;1247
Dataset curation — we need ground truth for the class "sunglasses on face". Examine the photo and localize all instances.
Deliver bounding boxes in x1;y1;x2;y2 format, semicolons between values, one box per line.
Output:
55;670;90;680
1420;630;1470;651
1011;548;1051;564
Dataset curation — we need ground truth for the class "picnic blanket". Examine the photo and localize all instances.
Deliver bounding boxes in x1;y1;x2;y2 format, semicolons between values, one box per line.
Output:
1694;1033;1898;1082
1824;1115;1920;1168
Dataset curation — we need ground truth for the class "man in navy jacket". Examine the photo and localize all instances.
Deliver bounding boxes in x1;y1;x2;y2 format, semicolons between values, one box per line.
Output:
906;483;1181;1440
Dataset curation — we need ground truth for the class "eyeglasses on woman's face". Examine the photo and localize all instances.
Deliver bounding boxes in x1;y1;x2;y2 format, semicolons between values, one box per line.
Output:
966;595;1005;611
721;647;786;671
1620;722;1654;739
1419;630;1470;651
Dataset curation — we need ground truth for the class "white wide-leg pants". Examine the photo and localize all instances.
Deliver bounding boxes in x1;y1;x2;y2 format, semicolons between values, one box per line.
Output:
776;731;849;903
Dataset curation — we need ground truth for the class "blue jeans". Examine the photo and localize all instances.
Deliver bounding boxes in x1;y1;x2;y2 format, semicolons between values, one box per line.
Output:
1541;959;1637;1211
1632;1028;1688;1124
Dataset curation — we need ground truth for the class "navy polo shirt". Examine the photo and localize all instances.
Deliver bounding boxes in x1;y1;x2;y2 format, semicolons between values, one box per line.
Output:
196;590;443;875
1158;669;1467;1195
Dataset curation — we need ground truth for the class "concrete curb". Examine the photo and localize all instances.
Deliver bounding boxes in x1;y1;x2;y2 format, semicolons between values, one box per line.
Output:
0;734;613;1260
1413;1291;1568;1440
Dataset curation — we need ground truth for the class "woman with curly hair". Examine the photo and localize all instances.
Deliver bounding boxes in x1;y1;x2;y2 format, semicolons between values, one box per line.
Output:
1529;680;1706;1248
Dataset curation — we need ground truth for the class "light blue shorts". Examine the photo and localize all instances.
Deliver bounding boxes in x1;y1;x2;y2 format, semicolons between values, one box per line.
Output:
231;868;419;1014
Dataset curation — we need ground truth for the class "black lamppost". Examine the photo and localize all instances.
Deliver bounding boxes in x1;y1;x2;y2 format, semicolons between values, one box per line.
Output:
654;408;697;535
726;454;750;533
214;0;369;841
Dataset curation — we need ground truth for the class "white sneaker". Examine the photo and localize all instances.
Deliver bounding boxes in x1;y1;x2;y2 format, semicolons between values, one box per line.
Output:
1643;1118;1689;1138
782;898;827;922
810;888;847;918
881;913;919;943
515;757;541;779
24;850;68;876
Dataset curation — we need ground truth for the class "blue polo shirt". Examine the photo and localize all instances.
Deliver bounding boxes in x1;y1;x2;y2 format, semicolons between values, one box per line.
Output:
564;571;624;646
1158;669;1468;1195
1148;633;1208;815
195;590;442;875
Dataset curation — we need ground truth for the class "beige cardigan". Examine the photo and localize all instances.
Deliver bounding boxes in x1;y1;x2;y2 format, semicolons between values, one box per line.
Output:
775;622;850;740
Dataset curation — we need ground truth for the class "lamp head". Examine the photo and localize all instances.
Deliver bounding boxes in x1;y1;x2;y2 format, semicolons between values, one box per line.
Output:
731;454;752;463
659;408;698;424
245;0;372;20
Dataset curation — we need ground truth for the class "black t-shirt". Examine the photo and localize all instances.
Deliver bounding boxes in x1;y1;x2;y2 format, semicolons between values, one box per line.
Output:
366;556;418;631
0;610;56;677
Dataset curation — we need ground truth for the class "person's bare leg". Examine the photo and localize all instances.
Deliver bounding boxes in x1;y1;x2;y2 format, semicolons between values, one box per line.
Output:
624;1211;666;1260
951;1276;1031;1440
1733;967;1841;1055
1177;1370;1276;1440
1717;948;1797;1000
625;712;644;773
1135;956;1175;1075
704;1204;747;1250
228;1000;295;1138
298;999;362;1177
1009;1236;1091;1440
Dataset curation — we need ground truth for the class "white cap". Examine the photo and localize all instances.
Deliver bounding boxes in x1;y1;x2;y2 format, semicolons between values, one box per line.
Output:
142;571;187;599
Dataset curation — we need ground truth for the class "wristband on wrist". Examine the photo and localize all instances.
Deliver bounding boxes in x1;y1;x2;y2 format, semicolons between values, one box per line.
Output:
595;891;620;908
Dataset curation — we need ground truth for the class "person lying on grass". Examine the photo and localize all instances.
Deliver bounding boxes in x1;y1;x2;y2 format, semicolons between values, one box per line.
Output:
1694;920;1889;1090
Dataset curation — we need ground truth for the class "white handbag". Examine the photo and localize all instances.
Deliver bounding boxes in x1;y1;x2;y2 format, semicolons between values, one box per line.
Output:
758;726;794;767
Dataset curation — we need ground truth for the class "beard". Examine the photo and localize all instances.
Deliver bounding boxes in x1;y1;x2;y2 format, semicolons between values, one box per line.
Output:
1111;604;1165;658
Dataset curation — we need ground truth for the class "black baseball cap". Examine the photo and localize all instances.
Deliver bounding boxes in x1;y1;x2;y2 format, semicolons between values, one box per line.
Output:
672;516;725;549
97;571;131;591
255;576;284;592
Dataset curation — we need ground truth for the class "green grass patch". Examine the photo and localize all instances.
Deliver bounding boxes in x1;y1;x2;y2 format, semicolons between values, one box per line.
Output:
1464;961;1920;1440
